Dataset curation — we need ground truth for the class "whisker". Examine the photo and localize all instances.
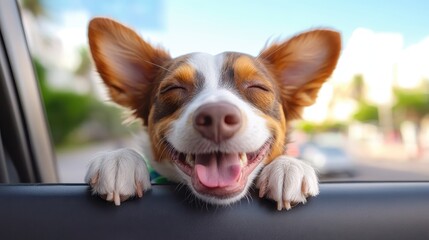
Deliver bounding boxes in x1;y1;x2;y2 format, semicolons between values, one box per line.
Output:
142;59;172;73
157;137;174;159
175;182;186;192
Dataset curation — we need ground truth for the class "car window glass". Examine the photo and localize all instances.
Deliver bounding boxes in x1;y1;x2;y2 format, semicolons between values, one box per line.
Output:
18;0;429;182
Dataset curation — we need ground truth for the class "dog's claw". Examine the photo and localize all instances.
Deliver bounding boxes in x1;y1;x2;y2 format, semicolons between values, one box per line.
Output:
136;181;144;198
276;201;291;211
283;201;292;210
106;192;114;201
114;192;121;206
277;202;282;211
259;184;266;198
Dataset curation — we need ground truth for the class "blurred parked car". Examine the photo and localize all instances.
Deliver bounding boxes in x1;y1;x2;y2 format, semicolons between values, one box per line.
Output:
300;142;355;176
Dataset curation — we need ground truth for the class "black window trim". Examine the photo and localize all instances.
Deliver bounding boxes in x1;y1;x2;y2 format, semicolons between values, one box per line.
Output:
0;0;58;183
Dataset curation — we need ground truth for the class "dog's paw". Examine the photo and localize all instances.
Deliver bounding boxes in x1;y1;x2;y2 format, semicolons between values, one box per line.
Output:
85;148;151;206
256;156;319;211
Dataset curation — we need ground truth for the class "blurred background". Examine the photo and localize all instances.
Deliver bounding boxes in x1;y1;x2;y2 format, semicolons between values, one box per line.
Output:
18;0;429;182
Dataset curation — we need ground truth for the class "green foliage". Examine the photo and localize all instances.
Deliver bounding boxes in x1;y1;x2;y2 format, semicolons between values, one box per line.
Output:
353;102;379;123
33;57;46;85
34;58;93;145
21;0;45;17
297;121;317;134
349;74;379;123
33;58;134;147
43;90;93;146
393;88;429;115
350;84;429;127
297;121;346;134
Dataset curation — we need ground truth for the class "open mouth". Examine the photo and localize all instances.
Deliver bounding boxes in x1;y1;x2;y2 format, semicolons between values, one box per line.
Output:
170;141;271;198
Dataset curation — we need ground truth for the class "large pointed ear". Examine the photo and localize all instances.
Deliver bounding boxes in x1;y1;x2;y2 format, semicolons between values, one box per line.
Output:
88;17;171;124
258;29;341;120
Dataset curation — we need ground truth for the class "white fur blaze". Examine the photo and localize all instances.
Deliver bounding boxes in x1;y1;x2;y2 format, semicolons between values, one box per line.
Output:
85;148;151;206
256;156;319;210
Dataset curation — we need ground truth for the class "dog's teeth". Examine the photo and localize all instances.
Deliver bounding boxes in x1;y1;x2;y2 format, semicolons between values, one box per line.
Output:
185;154;194;166
240;152;248;166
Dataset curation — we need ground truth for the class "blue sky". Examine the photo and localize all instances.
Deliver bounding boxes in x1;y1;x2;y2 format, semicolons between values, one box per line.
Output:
43;0;164;30
43;0;429;48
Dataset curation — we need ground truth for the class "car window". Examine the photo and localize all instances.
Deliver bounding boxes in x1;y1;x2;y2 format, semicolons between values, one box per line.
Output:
18;0;429;183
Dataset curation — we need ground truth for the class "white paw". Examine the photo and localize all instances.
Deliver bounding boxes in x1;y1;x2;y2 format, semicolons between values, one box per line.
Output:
256;156;319;210
85;148;151;206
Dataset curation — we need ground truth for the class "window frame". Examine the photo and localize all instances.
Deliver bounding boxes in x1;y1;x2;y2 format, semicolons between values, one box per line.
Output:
0;0;57;183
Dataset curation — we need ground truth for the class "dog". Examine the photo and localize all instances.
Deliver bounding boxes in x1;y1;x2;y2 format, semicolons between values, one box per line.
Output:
85;17;341;210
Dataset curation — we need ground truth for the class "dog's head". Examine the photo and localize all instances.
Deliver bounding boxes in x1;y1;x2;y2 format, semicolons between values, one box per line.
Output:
88;18;341;205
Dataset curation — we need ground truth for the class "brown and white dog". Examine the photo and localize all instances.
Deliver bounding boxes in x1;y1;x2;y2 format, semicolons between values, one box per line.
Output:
85;18;341;210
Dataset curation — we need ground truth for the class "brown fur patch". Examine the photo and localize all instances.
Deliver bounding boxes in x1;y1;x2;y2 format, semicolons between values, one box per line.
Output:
234;56;259;80
151;62;198;123
172;64;195;84
260;103;288;164
148;107;183;162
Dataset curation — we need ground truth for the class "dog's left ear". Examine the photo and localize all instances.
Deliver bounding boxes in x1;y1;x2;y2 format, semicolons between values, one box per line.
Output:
88;17;171;124
258;29;341;120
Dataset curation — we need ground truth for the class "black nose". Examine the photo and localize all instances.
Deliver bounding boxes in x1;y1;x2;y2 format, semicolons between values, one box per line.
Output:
193;102;242;143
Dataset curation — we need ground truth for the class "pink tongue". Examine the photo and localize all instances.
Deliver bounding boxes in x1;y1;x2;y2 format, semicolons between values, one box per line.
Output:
195;153;242;188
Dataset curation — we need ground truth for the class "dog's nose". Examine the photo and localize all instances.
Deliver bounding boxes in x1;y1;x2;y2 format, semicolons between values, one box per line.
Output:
193;102;242;143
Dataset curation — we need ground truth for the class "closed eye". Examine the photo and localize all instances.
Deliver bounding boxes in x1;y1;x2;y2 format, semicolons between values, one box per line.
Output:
247;84;271;92
160;85;187;94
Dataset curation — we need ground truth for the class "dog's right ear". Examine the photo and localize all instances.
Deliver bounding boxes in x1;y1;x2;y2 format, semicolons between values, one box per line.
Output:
88;17;171;124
